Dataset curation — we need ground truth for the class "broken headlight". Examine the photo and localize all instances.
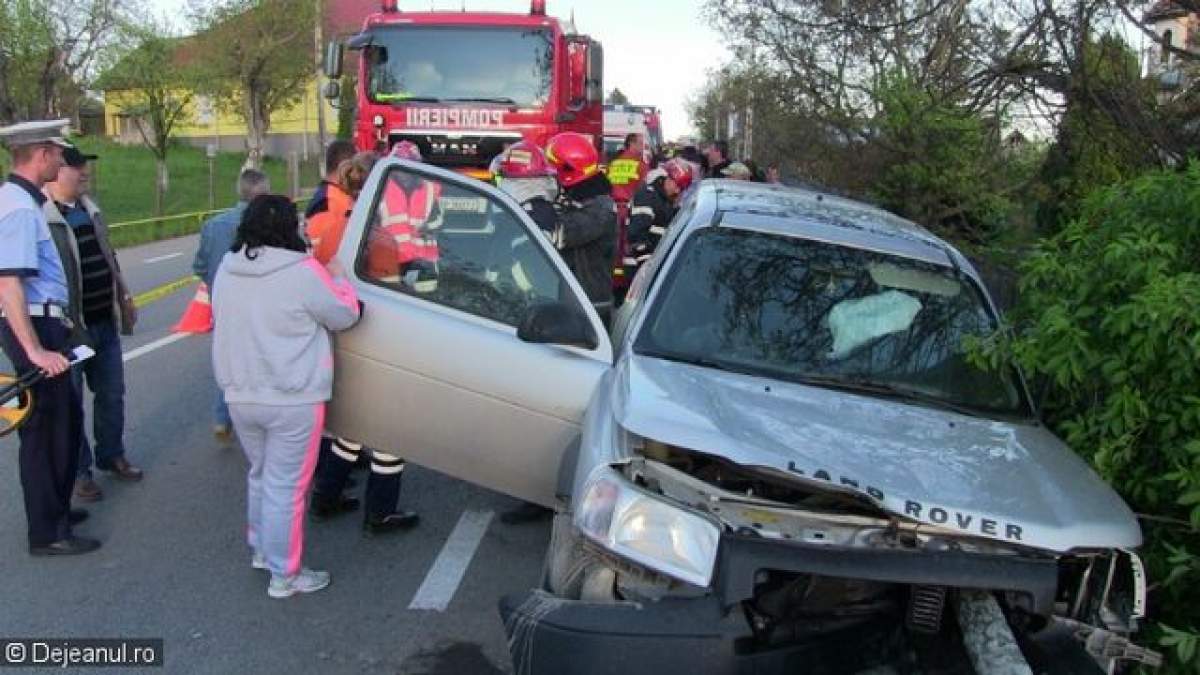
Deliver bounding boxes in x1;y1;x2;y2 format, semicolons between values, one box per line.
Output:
575;465;721;588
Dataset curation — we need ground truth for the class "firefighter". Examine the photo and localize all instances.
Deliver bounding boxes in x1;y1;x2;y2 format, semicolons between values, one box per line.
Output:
606;133;647;204
626;158;694;269
493;141;558;234
605;133;647;303
308;145;419;536
544;132;617;325
378;141;442;293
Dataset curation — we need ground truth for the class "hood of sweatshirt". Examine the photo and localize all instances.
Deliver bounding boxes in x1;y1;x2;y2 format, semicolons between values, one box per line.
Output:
222;246;310;278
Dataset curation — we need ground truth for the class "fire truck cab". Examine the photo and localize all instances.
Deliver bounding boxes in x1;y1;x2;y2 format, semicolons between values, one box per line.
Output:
323;0;604;180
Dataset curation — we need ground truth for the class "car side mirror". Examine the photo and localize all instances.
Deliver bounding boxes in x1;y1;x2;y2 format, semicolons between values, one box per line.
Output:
322;80;341;101
567;39;588;110
324;41;343;79
586;41;604;104
517;302;597;350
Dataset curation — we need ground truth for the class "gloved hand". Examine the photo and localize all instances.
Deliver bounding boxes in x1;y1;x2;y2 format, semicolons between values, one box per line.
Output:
402;259;439;294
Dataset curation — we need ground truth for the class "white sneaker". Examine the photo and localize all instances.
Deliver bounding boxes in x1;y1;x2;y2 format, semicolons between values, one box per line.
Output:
251;552;268;570
267;568;331;598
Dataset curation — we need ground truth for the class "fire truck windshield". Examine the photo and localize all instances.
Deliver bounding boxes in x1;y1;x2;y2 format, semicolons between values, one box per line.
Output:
364;26;553;109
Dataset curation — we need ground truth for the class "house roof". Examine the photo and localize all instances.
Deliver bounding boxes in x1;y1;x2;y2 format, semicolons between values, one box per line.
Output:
1144;0;1191;23
326;0;379;37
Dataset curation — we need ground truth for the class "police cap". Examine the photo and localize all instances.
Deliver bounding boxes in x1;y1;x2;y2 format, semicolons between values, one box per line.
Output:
0;119;73;151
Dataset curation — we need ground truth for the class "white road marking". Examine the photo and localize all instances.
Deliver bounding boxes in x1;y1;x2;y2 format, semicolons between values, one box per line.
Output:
122;332;190;363
143;252;184;264
409;510;494;611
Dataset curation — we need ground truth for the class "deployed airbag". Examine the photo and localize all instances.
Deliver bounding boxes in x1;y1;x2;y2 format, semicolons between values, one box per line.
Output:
827;290;922;358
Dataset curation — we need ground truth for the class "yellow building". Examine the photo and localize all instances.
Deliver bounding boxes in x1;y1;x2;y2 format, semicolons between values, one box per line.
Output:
103;79;340;160
102;0;374;158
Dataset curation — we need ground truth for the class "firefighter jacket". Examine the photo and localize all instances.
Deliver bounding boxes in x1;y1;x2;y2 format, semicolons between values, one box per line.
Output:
552;173;617;314
626;177;675;266
607;149;647;204
378;178;443;292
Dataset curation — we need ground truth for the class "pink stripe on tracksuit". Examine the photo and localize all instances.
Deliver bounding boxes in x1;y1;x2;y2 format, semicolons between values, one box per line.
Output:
288;404;324;576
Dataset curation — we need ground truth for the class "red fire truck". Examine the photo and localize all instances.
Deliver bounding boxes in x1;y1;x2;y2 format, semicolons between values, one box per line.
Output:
323;0;604;180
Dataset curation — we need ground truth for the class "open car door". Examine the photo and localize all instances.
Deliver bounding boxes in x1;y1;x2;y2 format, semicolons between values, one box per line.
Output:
326;159;612;507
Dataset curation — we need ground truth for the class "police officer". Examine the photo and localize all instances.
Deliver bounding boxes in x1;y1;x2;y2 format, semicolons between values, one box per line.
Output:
0;119;98;556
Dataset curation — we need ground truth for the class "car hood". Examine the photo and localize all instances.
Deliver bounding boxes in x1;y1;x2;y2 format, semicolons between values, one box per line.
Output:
611;355;1142;553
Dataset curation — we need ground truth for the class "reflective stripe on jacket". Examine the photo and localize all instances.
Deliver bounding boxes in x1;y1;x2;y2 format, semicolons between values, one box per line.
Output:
380;179;442;267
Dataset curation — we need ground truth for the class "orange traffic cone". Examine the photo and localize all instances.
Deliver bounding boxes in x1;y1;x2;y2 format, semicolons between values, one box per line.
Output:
173;282;213;334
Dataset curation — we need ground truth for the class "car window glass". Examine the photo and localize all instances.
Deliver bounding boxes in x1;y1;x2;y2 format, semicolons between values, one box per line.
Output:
634;228;1027;416
639;193;697;294
356;166;578;328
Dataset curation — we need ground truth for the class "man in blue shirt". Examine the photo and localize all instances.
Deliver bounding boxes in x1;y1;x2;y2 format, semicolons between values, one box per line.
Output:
192;169;270;441
0;119;99;556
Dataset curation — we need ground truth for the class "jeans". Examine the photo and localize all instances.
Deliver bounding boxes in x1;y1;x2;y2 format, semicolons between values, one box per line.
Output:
213;383;231;428
76;319;127;478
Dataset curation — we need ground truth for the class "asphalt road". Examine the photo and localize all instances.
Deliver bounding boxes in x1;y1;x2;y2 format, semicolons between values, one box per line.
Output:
0;235;549;674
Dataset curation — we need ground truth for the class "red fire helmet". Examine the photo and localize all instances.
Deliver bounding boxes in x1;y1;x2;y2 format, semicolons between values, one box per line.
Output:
496;141;556;179
544;132;599;187
389;140;423;162
662;158;694;192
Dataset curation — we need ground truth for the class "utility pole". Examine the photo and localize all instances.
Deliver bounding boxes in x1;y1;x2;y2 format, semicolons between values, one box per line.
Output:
314;0;328;172
745;104;754;161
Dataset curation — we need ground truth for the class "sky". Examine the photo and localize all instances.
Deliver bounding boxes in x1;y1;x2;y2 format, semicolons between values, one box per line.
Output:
147;0;731;139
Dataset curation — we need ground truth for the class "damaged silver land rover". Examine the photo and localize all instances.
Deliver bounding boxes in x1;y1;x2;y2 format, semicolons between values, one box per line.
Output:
324;160;1159;674
498;183;1161;674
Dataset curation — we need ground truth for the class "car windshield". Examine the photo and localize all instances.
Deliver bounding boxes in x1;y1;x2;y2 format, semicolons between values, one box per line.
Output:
634;228;1029;417
363;26;553;108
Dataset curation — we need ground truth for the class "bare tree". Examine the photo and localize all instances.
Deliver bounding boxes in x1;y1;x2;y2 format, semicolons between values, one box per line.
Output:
700;0;1199;212
96;20;195;215
0;0;135;124
191;0;317;170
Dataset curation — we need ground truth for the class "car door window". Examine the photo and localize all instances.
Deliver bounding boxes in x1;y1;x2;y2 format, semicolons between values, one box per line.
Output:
356;165;575;328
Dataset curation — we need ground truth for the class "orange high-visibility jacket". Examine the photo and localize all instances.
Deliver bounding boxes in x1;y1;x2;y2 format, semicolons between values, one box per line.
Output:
379;178;443;268
308;183;398;280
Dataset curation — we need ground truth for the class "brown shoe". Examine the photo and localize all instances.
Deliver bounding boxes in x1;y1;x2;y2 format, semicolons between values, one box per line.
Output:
97;457;143;482
74;477;103;502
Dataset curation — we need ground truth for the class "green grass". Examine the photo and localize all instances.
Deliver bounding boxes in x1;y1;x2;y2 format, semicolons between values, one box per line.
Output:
2;137;320;247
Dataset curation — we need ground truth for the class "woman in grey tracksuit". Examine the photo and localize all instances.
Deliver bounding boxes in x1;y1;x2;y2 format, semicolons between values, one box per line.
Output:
211;195;360;598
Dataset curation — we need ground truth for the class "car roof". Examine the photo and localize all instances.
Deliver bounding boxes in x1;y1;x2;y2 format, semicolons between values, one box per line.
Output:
696;180;961;269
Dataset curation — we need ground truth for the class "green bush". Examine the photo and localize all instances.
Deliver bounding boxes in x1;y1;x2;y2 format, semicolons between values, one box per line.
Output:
971;164;1200;670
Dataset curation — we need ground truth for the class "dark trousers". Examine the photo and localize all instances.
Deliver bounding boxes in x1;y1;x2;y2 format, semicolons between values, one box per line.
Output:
0;317;82;547
314;438;402;518
75;318;126;477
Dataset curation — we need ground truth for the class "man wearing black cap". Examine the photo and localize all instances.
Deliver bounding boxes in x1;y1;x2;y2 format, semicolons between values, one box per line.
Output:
0;119;98;555
44;146;142;504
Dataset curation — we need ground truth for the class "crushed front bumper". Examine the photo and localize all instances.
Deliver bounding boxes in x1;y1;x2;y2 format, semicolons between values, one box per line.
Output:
500;533;1061;674
499;590;899;675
